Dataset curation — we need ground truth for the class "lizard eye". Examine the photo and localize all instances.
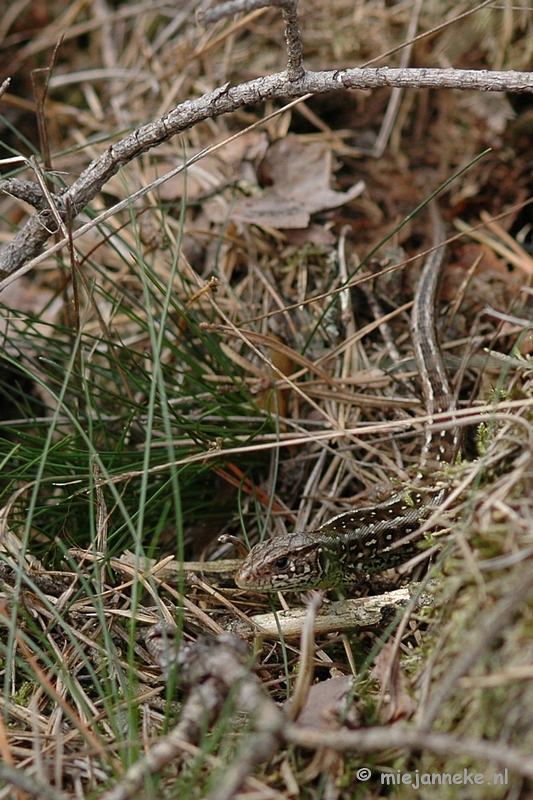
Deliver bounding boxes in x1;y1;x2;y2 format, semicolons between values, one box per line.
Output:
274;556;289;570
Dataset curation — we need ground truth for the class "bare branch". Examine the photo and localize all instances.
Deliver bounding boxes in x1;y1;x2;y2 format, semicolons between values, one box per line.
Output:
98;627;284;800
281;1;304;81
284;723;533;779
1;65;532;281
0;178;61;212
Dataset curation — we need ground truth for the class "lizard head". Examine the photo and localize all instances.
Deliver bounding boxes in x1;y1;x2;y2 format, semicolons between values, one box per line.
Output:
234;532;340;592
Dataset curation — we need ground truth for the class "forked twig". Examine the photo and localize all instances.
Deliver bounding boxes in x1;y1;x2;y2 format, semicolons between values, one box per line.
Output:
198;0;304;81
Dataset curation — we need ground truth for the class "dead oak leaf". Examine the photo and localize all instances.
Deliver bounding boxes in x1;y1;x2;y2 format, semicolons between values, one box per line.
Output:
233;134;364;229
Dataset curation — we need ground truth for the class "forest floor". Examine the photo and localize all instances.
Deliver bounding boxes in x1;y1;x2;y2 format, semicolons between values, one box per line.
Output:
1;1;533;798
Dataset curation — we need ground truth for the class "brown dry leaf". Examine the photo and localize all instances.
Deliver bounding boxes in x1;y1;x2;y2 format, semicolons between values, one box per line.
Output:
254;332;294;419
455;242;507;277
233;134;365;229
288;675;360;730
372;640;416;723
